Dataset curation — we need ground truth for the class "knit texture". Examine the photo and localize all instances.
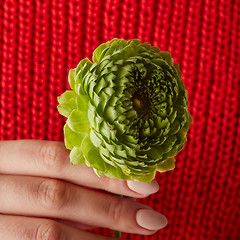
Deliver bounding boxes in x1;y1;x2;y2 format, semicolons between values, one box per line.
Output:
0;0;239;239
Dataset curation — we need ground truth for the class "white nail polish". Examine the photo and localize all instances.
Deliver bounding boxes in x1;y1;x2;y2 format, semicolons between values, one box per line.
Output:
127;180;159;195
136;209;168;230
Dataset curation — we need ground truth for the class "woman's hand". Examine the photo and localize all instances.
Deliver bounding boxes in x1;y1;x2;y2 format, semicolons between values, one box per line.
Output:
0;140;167;240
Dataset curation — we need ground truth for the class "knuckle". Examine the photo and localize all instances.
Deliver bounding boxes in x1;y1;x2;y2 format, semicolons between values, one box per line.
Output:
37;179;68;211
38;141;67;173
99;175;111;188
35;221;64;240
99;176;125;194
107;197;125;224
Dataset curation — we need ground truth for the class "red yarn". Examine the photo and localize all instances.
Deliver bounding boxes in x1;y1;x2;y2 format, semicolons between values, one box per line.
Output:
0;0;239;239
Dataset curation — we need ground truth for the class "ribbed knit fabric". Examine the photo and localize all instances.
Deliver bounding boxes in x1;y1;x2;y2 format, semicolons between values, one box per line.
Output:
0;0;239;239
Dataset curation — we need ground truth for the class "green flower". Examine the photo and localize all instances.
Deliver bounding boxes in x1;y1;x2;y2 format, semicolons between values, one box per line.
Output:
57;38;192;183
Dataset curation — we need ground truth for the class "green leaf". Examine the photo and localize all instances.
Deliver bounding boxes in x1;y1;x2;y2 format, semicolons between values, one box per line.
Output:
76;58;93;90
147;146;163;160
121;43;136;59
135;171;156;183
90;129;102;147
57;90;77;104
70;147;86;165
161;135;177;153
76;94;89;112
57;98;77;118
93;43;107;63
100;158;128;180
81;135;106;171
168;120;181;135
67;109;90;134
157;158;175;172
64;124;87;147
104;41;120;57
159;51;173;66
128;39;141;45
68;68;76;91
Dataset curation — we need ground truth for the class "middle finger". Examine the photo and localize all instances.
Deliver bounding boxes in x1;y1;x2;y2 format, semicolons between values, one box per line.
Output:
0;175;167;235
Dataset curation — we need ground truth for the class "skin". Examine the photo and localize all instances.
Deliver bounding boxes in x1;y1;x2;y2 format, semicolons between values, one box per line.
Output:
0;140;162;240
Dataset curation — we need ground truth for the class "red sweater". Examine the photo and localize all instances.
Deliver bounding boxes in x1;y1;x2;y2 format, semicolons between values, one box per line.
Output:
0;0;239;239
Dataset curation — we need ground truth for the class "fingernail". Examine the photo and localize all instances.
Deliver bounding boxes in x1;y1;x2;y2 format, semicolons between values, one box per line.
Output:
127;180;159;195
136;209;168;231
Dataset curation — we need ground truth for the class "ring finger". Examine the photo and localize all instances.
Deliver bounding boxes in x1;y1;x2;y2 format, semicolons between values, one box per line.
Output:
0;214;119;240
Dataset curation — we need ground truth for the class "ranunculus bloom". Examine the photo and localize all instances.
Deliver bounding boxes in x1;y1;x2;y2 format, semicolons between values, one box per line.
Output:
57;39;192;183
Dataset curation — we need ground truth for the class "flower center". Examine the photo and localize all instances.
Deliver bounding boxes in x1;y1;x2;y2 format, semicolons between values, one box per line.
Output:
132;93;150;116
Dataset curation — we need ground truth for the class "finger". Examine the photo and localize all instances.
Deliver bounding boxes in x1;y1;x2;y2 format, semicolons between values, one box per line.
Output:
0;214;121;240
0;140;159;197
0;175;167;234
56;219;96;230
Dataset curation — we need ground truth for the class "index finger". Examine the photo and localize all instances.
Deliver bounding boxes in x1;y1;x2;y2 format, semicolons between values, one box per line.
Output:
0;140;159;197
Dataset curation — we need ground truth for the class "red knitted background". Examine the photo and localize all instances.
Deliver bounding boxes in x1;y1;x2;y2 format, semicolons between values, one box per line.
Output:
0;0;240;239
